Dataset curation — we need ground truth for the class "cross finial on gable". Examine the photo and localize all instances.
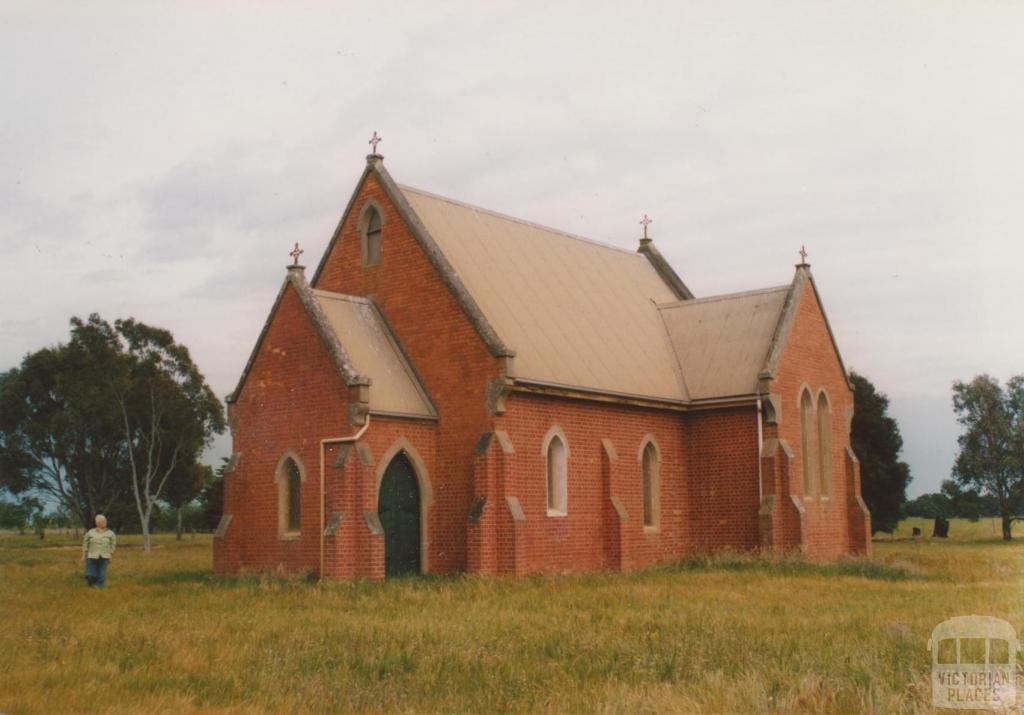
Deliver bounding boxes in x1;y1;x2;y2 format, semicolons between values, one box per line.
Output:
369;131;382;154
798;245;809;266
289;242;304;267
639;214;653;240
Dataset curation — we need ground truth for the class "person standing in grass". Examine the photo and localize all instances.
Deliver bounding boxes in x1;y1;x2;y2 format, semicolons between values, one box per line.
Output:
81;515;116;588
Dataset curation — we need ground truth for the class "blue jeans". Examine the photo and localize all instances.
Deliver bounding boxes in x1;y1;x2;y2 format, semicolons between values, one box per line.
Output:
85;557;110;588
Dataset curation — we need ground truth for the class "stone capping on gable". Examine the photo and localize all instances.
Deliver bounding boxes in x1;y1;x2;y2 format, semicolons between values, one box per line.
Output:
637;238;694;300
759;265;854;391
227;265;370;404
309;156;515;360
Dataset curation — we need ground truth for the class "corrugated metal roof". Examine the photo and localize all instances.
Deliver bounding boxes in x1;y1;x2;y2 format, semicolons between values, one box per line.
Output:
658;286;790;400
401;186;688;401
312;290;436;418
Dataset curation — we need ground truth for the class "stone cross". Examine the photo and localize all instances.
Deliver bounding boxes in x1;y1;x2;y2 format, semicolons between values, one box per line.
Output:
639;214;652;239
799;245;808;264
369;131;382;153
289;242;304;266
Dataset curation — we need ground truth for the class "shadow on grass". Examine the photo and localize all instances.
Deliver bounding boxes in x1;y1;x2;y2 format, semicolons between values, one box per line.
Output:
653;552;920;581
141;569;239;586
138;553;921;590
141;568;454;593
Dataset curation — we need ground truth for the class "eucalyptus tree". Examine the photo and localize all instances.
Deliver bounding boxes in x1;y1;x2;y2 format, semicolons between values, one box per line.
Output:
951;374;1024;541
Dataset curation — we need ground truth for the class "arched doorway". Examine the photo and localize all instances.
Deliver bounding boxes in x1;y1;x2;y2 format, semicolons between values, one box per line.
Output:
377;452;421;577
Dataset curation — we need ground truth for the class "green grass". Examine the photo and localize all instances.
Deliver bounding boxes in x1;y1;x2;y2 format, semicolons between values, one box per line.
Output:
0;521;1020;714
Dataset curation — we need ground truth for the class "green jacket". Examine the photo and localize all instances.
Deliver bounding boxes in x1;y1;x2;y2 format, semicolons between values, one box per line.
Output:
83;528;116;559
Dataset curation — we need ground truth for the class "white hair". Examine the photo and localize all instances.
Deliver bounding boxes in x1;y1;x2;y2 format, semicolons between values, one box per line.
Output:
95;514;107;525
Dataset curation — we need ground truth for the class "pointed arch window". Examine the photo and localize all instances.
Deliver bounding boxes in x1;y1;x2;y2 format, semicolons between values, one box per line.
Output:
276;455;304;539
800;389;816;497
641;441;660;529
817;392;832;498
545;432;568;516
287;460;301;531
362;205;383;267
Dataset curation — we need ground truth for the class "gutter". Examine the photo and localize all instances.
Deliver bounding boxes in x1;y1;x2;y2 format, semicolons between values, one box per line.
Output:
510;378;762;412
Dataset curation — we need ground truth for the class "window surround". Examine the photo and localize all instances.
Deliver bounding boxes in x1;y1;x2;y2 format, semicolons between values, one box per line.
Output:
274;451;306;541
817;390;832;500
638;434;661;532
541;425;569;517
358;200;385;267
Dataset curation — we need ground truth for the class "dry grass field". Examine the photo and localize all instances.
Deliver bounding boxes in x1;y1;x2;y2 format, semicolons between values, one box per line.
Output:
1;519;1020;714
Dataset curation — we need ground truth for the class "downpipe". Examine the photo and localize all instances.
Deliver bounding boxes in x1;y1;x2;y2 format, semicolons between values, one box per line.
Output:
319;415;371;582
756;398;764;501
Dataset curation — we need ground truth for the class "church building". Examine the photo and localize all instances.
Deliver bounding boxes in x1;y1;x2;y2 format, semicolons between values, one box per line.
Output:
213;146;872;580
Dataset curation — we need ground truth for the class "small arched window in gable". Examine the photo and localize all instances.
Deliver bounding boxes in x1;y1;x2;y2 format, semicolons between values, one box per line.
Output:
800;389;816;497
817;392;832;498
545;433;568;516
362;205;383;267
641;441;660;529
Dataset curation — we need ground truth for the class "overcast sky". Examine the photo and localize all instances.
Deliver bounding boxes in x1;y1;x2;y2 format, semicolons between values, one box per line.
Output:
2;2;1022;497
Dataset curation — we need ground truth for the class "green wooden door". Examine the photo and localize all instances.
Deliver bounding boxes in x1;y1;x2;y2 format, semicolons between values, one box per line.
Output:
378;453;421;577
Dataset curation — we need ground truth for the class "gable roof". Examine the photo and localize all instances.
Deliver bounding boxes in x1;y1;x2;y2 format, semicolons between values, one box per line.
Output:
228;267;436;419
312;290;436;419
311;158;514;360
759;266;854;390
401;186;689;402
658;286;790;400
301;156;849;407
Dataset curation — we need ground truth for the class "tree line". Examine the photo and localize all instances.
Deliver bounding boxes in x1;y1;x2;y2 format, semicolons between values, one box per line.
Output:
0;315;224;551
852;372;1024;540
2;315;1021;546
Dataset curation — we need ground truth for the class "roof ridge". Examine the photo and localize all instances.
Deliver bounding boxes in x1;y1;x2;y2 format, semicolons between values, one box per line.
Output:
398;183;645;258
657;284;790;310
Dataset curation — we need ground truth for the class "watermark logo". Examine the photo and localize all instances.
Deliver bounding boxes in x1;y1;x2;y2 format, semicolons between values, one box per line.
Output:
929;615;1019;710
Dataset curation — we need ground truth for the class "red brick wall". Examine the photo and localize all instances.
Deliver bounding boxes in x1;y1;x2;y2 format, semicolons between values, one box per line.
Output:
215;277;442;579
217;281;352;576
314;172;504;573
322;421;438;580
684;407;762;553
770;278;859;559
491;393;761;574
218;169;862;578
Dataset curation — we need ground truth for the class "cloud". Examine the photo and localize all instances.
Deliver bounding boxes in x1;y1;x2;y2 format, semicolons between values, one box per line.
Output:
1;1;1023;481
